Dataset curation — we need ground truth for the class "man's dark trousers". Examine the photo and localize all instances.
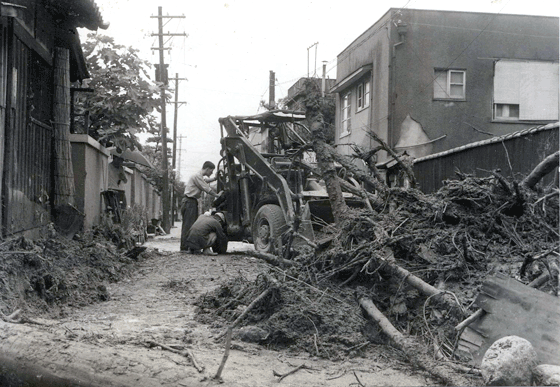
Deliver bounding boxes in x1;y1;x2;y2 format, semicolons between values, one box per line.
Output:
180;197;198;251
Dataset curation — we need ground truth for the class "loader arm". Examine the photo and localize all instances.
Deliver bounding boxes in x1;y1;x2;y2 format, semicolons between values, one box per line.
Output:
219;117;296;226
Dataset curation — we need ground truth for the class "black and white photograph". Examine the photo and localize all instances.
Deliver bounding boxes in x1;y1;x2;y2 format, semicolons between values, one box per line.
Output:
0;1;558;386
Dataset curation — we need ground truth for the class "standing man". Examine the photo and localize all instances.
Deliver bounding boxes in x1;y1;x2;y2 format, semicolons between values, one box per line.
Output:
180;161;220;251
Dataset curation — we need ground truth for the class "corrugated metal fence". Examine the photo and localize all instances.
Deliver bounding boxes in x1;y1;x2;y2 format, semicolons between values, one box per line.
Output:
413;123;559;193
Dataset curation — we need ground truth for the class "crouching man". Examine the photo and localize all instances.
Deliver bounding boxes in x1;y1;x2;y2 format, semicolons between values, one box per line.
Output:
184;212;227;255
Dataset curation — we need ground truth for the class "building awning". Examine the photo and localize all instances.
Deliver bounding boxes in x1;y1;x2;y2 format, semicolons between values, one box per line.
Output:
330;64;373;93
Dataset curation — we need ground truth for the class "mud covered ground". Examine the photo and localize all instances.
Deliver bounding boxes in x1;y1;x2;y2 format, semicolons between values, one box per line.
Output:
0;172;556;386
0;224;449;387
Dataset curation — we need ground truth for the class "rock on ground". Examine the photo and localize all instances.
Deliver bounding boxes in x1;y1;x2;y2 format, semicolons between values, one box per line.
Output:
481;336;537;386
533;364;560;386
236;325;270;343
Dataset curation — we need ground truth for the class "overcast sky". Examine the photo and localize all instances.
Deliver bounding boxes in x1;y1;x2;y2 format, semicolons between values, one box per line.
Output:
81;0;559;180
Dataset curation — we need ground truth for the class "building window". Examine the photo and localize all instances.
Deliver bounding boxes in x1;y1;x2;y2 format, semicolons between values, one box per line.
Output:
341;92;351;137
493;60;558;121
357;80;370;111
494;104;520;120
433;69;466;100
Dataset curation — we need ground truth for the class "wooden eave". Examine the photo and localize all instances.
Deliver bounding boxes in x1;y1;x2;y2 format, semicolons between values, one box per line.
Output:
45;0;109;31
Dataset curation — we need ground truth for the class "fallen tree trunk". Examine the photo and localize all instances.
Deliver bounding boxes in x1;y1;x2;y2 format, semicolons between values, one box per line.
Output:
358;297;470;386
303;79;349;226
313;130;349;225
522;151;559;190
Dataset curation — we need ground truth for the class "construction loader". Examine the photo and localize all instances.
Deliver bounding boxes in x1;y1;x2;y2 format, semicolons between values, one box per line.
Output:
214;110;359;253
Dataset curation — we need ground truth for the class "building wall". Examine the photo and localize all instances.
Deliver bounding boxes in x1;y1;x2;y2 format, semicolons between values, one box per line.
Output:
70;134;109;229
71;135;163;229
333;9;559;164
139;174;148;209
1;22;54;236
392;10;559;154
334;10;393;159
123;167;133;206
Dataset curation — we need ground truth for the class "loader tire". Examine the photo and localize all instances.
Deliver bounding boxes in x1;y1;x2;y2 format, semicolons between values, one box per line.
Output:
253;204;286;254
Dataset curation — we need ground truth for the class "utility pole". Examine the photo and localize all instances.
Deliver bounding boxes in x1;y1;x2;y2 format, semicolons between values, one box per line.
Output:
171;73;187;222
150;7;186;233
307;42;318;78
171;73;188;171
176;135;187;181
322;61;327;97
269;70;275;109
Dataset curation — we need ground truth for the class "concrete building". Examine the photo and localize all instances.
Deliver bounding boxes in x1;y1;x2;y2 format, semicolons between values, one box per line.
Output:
331;9;559;167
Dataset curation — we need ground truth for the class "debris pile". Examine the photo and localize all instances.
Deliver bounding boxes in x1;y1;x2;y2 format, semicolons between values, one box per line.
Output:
0;217;143;320
196;171;558;383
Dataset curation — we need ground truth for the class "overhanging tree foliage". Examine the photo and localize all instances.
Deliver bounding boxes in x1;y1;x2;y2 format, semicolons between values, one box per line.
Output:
74;33;164;151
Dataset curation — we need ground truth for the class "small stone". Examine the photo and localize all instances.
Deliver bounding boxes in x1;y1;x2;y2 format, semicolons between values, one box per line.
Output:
533;364;560;386
236;326;269;343
481;336;537;386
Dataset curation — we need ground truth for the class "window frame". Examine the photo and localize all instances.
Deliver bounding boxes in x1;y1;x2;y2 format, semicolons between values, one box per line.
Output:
356;79;371;112
493;103;520;121
340;91;351;138
433;69;466;101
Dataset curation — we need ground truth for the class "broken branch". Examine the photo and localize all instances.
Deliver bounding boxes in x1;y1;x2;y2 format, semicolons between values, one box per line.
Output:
522;151;559;190
359;297;465;386
213;327;232;381
215;285;274;340
273;363;307;382
366;129;417;188
455;308;485;332
381;258;463;312
146;340;204;372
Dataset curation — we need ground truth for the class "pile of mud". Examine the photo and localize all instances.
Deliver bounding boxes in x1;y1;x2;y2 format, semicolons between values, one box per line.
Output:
196;174;558;362
0;224;141;319
196;273;371;360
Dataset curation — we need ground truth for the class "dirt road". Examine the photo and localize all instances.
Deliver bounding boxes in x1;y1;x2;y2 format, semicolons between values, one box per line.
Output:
1;224;434;386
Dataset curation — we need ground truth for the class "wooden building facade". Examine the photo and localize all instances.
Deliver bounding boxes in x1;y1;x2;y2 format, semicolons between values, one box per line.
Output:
0;0;106;236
